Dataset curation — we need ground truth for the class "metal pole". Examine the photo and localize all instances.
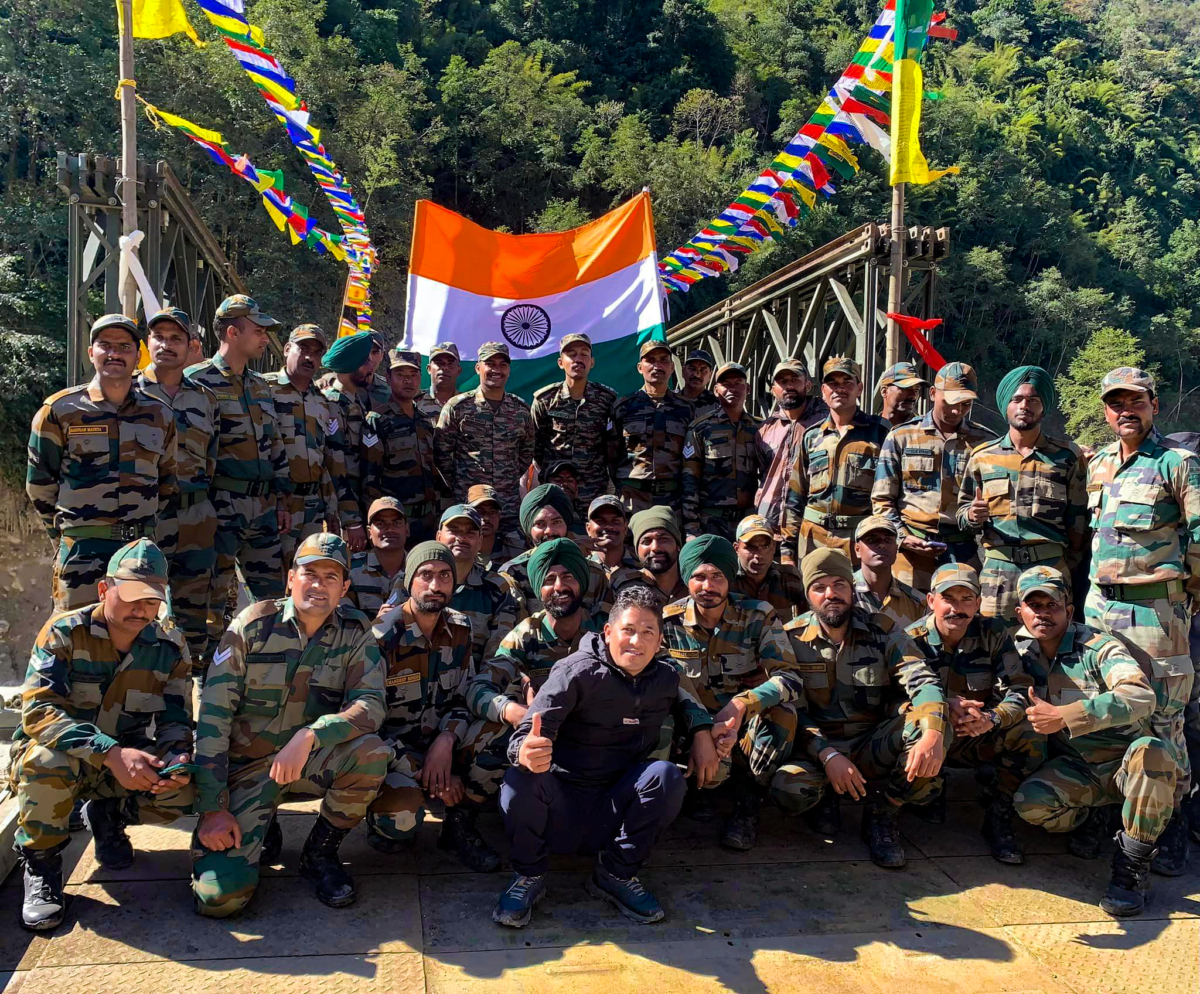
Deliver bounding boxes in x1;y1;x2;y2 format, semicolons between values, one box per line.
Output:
118;0;139;318
885;182;906;368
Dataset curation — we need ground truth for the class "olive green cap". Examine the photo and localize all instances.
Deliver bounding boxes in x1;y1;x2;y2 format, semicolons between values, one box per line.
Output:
822;356;861;382
1018;565;1068;603
216;294;279;327
105;538;169;602
293;532;349;571
90;313;140;343
931;562;980;595
854;515;899;541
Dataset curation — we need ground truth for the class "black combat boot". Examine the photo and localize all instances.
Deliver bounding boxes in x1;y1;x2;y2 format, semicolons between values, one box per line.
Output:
981;795;1025;865
298;816;357;908
720;780;762;851
260;814;283;865
682;782;718;823
437;805;501;872
19;844;66;931
81;797;134;869
803;789;841;836
1100;831;1157;917
911;785;947;825
861;801;907;868
1066;807;1108;860
68;799;85;832
1150;810;1189;877
1183;789;1200;843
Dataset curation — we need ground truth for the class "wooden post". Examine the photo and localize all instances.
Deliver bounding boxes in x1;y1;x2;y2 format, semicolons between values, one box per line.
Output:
117;0;139;319
885;182;906;369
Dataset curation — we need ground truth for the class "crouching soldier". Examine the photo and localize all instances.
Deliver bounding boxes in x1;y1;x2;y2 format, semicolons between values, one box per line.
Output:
10;539;194;931
191;533;388;917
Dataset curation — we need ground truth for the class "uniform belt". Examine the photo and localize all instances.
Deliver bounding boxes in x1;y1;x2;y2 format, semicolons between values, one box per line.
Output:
803;506;868;531
984;543;1063;566
1098;579;1185;602
700;505;745;519
292;481;322;497
175;490;208;510
211;475;272;497
623;478;680;496
908;523;975;545
61;523;154;542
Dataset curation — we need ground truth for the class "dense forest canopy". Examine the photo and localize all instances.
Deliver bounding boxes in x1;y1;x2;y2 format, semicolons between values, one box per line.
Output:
2;0;1199;482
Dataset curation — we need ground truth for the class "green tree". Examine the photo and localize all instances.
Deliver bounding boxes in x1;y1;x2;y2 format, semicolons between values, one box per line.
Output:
1056;326;1148;448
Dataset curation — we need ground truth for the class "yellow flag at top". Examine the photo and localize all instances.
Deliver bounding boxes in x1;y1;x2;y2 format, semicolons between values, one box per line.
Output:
116;0;204;47
889;59;958;185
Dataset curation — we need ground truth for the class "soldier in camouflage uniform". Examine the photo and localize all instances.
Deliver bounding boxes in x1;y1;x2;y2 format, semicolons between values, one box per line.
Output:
662;536;803;851
774;549;948;868
781;357;889;568
851;516;924;635
731;514;806;622
1084;367;1200;875
187;295;291;644
29;314;179;613
904;563;1042;863
342;497;408;617
681;362;761;542
610;340;695;517
1013;565;1182;917
192;533;388;917
436;341;535;543
872;362;993;589
957;365;1087;625
531;333;617;508
467;484;523;570
9;540;194;930
610;505;690;603
367;541;500;872
137;308;219;667
876;361;927;428
415;342;462;420
679;347;720;422
364;349;439;542
586;494;635;575
265;324;352;566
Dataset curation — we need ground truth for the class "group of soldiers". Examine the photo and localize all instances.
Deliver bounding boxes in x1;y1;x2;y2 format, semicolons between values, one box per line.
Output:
9;291;1200;934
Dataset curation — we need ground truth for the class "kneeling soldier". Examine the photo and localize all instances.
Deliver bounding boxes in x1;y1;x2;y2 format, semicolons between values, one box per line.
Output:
191;533;388;917
10;539;194;931
1013;565;1181;917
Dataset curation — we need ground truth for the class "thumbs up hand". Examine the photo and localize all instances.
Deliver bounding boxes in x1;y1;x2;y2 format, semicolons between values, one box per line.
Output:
1025;686;1066;734
968;486;990;525
518;712;554;773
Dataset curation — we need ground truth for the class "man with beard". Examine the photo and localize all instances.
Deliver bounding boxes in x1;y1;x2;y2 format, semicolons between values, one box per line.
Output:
436;341;535;542
873;362;993;588
876;361;928;427
781;357;890;567
1013;565;1181;917
415;342;462;420
137;307;219;668
266;325;353;565
774;550;947;867
851;516;924;635
679;347;720;422
611;506;689;603
368;541;499;871
903;564;1042;863
610;341;695;517
754;360;828;532
343;497;409;616
661;536;801;851
1084;367;1200;875
731;514;806;622
958;366;1087;625
364;348;439;543
29;314;179;613
587;495;637;575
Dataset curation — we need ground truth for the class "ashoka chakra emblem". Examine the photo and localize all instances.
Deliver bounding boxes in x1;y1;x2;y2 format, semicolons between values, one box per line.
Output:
500;304;552;350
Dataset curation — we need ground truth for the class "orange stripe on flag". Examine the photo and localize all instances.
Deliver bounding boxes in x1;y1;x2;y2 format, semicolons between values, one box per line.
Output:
409;192;657;299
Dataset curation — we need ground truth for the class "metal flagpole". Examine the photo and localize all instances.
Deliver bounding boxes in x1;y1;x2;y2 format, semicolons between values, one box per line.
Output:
885;184;906;370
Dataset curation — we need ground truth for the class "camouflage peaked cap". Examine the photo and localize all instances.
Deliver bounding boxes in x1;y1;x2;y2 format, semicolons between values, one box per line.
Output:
1100;367;1155;399
1018;565;1068;603
106;538;169;602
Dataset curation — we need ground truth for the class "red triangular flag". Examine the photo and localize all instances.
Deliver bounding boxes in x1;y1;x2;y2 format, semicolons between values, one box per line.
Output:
886;312;948;371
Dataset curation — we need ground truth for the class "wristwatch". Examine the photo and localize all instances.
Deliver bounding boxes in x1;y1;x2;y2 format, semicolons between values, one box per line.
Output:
985;709;1001;729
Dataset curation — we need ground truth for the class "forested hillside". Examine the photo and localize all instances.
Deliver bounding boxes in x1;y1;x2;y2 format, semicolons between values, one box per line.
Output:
2;0;1198;481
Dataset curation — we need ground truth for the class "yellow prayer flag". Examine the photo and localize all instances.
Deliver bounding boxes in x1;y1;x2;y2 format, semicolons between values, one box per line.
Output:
116;0;204;46
889;59;960;185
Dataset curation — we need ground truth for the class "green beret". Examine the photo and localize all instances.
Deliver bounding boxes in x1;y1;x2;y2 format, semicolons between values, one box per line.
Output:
629;506;681;546
519;483;575;537
322;332;374;373
801;548;854;591
678;535;738;585
404;540;456;580
527;538;590;599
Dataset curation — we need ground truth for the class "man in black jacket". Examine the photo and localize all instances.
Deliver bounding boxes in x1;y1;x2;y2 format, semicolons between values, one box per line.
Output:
493;585;715;928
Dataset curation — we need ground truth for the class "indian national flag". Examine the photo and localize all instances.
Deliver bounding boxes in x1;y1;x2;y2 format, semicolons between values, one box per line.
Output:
404;192;667;400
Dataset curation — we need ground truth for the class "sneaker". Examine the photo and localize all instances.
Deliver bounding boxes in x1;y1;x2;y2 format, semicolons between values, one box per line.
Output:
585;863;665;923
20;848;65;932
492;872;547;928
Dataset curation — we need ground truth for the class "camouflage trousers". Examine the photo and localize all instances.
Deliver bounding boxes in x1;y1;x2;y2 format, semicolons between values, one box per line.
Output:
1085;585;1194;802
893;539;980;591
798;520;858;568
1014;737;1181;845
1186;613;1200;785
770;716;938;813
980;552;1069;628
191;735;388;918
210;489;285;648
156;495;217;669
9;741;194;851
688;508;747;544
931;717;1047;800
279;493;327;570
679;704;797;789
618;486;683;522
367;733;485;842
51;536;125;612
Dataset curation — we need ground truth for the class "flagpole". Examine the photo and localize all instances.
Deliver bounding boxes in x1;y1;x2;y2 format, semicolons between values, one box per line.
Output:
885;183;906;369
118;0;140;319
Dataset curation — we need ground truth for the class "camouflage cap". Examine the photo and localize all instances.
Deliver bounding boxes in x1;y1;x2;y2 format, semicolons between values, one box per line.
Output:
105;538;169;602
429;342;460;360
715;361;748;382
735;514;774;542
772;359;807;381
478;341;511;361
90;313;141;343
1018;565;1068;603
288;324;328;348
854;514;899;541
544;459;579;480
440;503;483;529
685;348;716;368
588;494;628;520
367;496;407;522
877;361;928;393
1100;367;1155;399
559;333;593;352
822;356;861;382
466;484;501;509
293;532;349;571
215;294;279;327
933;361;978;403
931;562;980;595
639;339;672;360
147;307;192;337
388;348;421;370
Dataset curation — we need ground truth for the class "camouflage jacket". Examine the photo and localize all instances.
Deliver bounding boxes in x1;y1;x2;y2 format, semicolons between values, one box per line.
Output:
781;409;890;564
681;409;762;536
905;613;1031;728
363;397;439;513
341;550;404;618
956;430;1088;564
264;371;349;524
732;563;807;623
186;353;288;490
500;547;612;620
590;551;642;580
319;374;390;506
137;365;218;496
435;389;535;516
1014;621;1156;763
853;569;926;635
754;401;832;531
609;389;695;499
27;377;179;540
194;597;386;812
662;592;802;715
414;390;446;422
609;564;689;604
683;389;720;423
531;380;618;505
784;608;947;758
871;412;994;538
1087;429;1200;598
372;602;474;747
14;603;191;764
